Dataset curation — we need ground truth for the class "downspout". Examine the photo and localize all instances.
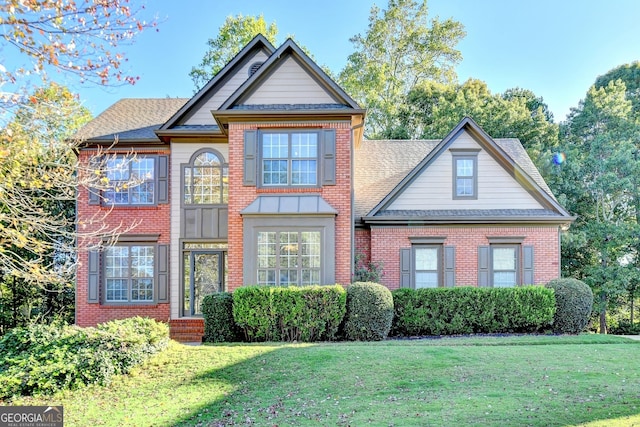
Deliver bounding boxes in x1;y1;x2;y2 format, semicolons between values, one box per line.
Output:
350;120;365;283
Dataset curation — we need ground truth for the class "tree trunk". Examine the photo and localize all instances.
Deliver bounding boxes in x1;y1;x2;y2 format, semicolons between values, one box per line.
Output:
599;292;608;334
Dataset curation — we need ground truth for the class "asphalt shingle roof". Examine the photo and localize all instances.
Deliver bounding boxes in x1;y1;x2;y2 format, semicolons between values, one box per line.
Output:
353;138;558;219
72;98;189;142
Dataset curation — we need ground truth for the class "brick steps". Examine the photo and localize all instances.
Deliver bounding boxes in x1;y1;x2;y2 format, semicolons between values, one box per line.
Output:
170;319;204;343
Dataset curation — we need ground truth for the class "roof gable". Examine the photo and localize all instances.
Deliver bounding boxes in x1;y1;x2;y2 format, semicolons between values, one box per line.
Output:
219;38;361;111
160;34;276;130
358;117;572;221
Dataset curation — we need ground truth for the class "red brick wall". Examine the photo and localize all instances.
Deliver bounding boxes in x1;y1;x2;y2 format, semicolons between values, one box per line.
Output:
227;122;353;290
75;149;171;327
369;225;560;290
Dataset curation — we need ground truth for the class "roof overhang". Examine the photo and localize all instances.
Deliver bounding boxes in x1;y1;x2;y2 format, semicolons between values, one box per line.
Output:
74;138;169;149
213;109;367;132
360;215;577;227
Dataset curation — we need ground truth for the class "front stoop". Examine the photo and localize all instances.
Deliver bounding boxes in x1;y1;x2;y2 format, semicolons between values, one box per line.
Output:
170;319;204;343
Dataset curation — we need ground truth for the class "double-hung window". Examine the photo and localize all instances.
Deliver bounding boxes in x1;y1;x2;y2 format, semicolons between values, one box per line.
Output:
414;246;441;288
451;150;479;199
491;245;518;287
257;230;321;286
261;132;318;186
104;155;155;205
105;245;155;303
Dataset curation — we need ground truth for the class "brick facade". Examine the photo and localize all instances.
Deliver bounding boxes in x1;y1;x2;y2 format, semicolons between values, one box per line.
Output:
356;225;560;290
75;149;171;327
227;121;353;290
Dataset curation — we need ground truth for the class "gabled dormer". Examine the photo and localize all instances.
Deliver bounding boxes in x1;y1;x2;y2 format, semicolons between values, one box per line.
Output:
359;117;572;225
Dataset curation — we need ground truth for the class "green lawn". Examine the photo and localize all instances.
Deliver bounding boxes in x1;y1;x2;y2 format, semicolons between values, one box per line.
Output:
9;335;640;427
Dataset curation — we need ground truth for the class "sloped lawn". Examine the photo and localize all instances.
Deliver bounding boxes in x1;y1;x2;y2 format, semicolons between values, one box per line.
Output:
8;335;640;426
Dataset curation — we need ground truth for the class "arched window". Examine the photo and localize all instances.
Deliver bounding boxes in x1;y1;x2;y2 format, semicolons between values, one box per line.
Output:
183;150;228;204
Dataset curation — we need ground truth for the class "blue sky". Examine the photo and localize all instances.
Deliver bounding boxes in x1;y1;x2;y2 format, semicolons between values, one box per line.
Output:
56;0;640;123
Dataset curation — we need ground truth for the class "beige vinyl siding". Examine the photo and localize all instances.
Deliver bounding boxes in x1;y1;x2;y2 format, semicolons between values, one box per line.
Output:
169;143;229;319
183;51;270;125
388;130;543;210
242;56;337;105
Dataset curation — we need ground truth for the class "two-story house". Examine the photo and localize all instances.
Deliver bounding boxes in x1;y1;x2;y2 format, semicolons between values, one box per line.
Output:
74;35;573;341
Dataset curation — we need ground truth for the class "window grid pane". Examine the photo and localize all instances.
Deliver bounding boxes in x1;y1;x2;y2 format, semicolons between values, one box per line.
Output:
104;155;155;205
184;151;228;205
105;245;155;303
261;132;318;186
256;231;321;286
457;159;473;177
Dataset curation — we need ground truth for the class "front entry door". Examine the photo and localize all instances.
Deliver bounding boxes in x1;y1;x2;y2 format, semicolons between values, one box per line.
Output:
185;251;224;316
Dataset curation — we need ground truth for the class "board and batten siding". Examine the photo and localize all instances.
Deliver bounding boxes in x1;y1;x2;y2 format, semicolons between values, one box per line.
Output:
184;51;270;125
388;130;543;210
243;56;337;105
169;142;229;319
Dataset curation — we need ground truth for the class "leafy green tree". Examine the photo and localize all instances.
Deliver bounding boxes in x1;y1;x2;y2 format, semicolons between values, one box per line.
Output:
594;62;640;114
0;83;92;332
189;14;278;91
559;79;640;333
396;79;559;169
338;0;465;138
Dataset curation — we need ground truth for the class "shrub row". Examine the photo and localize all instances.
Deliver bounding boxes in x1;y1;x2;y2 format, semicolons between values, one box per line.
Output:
232;285;347;342
203;279;594;343
0;317;169;399
390;286;556;336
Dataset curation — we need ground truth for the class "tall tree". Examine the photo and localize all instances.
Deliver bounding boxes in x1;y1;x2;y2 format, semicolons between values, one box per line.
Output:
559;79;640;333
0;83;92;332
189;14;278;91
594;62;640;114
0;1;157;328
338;0;465;138
396;79;559;169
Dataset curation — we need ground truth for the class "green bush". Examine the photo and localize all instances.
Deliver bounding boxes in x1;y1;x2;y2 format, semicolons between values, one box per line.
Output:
608;321;640;335
232;285;346;342
546;278;594;334
343;282;394;341
0;317;169;399
391;287;556;336
202;293;240;343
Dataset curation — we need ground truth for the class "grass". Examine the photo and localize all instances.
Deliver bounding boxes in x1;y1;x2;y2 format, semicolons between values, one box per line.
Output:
8;334;640;426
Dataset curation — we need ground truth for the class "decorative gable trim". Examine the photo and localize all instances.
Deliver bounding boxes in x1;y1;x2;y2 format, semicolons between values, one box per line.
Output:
364;117;573;219
159;34;276;131
218;38;361;113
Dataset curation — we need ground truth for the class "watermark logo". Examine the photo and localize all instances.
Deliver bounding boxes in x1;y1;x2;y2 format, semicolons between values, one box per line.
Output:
0;406;63;427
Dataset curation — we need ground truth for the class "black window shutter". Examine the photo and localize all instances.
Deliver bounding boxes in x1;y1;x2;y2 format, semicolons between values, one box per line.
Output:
88;188;100;205
244;130;257;186
157;155;169;204
400;248;411;288
478;246;490;287
444;246;456;287
88;250;100;303
523;245;534;285
157;244;169;303
322;129;336;186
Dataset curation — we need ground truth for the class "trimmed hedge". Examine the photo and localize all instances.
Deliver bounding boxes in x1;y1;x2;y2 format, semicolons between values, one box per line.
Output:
202;292;240;343
343;282;394;341
232;285;346;342
545;278;593;334
0;317;169;399
391;287;555;336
